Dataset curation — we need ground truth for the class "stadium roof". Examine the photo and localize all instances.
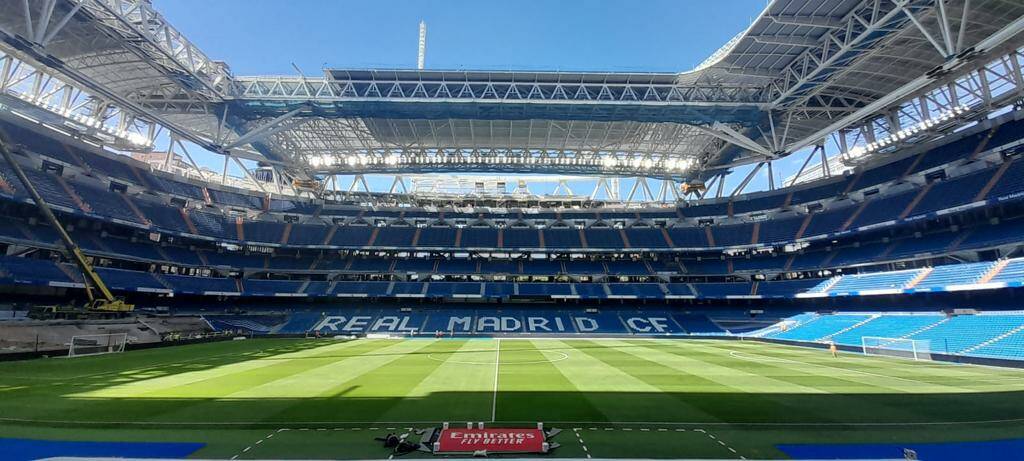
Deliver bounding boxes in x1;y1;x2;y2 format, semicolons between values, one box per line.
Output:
2;0;1024;183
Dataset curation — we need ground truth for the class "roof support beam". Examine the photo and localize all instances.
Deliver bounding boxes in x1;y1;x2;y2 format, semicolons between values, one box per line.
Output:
900;4;953;58
656;177;681;203
767;15;845;29
730;161;765;197
348;174;370;193
956;0;972;54
231;155;268;194
222;107;306;150
694;122;772;157
787;144;823;187
20;0;33;43
786;12;1024;152
552;179;574;196
33;0;56;44
0;38;268;163
388;176;408;194
172;137;213;182
751;35;822;48
39;1;84;46
80;0;232;97
720;67;780;79
768;0;916;108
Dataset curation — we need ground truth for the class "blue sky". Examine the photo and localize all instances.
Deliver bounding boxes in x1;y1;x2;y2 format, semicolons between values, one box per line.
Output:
158;0;768;75
155;0;789;196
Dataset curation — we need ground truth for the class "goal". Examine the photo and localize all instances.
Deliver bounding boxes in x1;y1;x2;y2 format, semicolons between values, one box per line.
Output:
861;336;931;361
68;333;128;358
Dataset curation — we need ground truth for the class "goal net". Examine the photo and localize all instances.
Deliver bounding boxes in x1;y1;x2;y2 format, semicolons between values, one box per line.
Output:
862;336;931;361
68;333;128;358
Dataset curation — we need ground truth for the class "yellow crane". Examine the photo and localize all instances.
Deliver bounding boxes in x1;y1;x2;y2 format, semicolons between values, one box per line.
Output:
0;131;133;316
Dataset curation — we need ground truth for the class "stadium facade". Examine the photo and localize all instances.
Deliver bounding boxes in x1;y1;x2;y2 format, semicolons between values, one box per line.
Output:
0;0;1023;364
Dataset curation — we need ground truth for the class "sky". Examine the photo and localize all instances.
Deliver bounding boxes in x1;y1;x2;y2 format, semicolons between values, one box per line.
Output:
157;0;768;74
154;0;783;197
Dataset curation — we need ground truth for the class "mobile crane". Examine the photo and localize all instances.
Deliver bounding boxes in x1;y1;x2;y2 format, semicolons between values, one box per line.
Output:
0;131;133;318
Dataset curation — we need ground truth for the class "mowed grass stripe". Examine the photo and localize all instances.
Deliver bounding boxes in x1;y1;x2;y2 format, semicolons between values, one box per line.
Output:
64;340;407;426
493;340;607;423
224;339;436;398
535;339;696;423
377;339;498;422
645;340;933;394
2;340;369;424
624;340;940;424
74;339;384;399
572;339;814;424
722;340;1024;390
0;339;319;383
606;339;826;394
706;341;984;392
689;340;1024;424
268;336;464;424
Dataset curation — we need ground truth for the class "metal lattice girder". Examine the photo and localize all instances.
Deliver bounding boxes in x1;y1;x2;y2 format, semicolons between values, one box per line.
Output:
234;69;770;106
0;41;269;162
0;48;158;149
693;122;773;157
73;0;233;98
264;117;722;157
787;13;1024;153
5;0;1024;189
765;0;929;109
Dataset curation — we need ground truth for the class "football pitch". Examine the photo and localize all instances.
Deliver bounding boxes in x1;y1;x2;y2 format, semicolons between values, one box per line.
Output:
2;337;1024;459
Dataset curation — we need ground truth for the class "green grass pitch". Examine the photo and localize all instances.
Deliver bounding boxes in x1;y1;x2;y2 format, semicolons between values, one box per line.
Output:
2;337;1024;459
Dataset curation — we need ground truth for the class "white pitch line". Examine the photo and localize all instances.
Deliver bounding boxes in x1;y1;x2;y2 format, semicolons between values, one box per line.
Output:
701;428;745;460
725;349;966;389
491;338;501;422
231;428;278;460
573;428;592;459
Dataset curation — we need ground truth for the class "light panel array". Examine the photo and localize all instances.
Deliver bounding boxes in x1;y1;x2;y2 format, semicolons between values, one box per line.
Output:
846;105;970;159
304;151;697;173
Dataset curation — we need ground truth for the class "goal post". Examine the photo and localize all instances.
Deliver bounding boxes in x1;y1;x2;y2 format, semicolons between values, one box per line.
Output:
68;333;128;358
861;336;931;361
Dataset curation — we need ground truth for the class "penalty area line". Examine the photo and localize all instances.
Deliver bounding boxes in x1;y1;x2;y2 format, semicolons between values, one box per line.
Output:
724;349;964;389
572;427;592;459
230;428;280;460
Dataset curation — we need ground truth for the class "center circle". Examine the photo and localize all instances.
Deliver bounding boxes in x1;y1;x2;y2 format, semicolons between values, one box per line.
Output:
426;349;569;365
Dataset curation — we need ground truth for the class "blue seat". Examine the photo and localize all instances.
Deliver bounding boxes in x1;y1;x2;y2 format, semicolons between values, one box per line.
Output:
244;279;302;296
517;283;572;297
503;229;540;248
607;283;663;298
829;314;945;346
770;314;872;341
460;228;499;248
826;269;923;294
624;228;669;248
912;262;995;290
417;227;457;247
911;314;1024;354
693;282;753;298
756;279;819;297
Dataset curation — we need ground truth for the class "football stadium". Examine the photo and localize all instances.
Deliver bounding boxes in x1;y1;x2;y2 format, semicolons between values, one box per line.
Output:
3;0;1024;460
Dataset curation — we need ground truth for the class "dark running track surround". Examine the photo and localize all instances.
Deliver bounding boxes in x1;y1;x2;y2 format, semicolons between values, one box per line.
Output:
778;438;1024;460
0;438;204;460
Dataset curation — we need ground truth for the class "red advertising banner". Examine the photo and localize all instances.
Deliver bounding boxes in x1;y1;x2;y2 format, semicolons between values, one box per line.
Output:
437;428;546;453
